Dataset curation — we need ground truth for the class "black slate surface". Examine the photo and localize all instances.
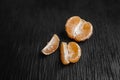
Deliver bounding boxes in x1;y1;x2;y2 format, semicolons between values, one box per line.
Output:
0;0;120;80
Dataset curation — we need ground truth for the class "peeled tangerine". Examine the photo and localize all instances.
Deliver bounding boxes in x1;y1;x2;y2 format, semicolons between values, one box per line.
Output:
42;34;60;55
60;42;81;65
65;16;93;42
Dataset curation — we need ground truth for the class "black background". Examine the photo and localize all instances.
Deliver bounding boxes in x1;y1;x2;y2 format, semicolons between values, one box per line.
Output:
0;0;120;80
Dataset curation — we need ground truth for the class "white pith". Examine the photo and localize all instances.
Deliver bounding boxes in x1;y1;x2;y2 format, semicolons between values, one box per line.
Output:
74;20;84;37
62;42;69;63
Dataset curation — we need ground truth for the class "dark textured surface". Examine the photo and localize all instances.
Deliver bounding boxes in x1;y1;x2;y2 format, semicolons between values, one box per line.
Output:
0;0;120;80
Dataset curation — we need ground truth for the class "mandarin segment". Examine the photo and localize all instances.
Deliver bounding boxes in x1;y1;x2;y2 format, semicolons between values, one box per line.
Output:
60;42;81;65
65;16;93;42
41;34;60;55
65;16;81;39
60;42;70;65
75;22;93;41
68;42;81;63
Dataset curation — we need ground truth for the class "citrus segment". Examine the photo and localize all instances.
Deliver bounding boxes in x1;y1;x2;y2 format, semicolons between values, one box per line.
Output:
75;22;93;41
42;34;60;55
60;42;70;65
65;16;81;39
68;42;81;63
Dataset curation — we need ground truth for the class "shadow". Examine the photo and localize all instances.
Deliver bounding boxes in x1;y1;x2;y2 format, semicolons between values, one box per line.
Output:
58;31;73;42
36;42;48;60
38;51;47;60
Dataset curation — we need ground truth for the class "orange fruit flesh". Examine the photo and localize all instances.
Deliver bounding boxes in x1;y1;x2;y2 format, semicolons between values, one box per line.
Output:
42;34;60;55
42;43;58;54
65;16;81;39
60;42;81;65
60;42;70;65
68;42;81;63
65;16;93;42
75;22;93;41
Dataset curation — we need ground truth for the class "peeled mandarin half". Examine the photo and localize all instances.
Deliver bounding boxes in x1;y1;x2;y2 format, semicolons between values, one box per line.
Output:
60;42;81;65
65;16;93;42
41;34;60;55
